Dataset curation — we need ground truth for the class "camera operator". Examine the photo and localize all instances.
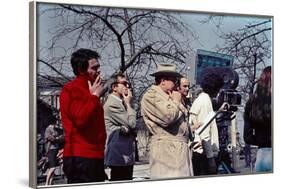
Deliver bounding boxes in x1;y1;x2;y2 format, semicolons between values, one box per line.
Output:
189;69;224;176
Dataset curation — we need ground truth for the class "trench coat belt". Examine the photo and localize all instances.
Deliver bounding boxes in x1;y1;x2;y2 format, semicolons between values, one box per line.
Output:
151;135;187;143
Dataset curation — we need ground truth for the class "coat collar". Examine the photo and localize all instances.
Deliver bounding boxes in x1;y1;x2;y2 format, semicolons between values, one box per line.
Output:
109;94;123;102
151;85;171;100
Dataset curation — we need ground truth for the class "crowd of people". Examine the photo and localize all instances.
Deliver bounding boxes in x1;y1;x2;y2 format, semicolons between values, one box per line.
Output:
38;48;272;185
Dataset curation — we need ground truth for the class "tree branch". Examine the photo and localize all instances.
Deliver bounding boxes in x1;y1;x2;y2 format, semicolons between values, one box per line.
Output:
38;59;71;81
244;20;271;29
123;44;153;71
60;5;126;71
231;28;271;52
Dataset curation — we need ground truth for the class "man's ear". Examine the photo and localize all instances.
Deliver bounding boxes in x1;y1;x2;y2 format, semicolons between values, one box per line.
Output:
111;83;117;92
77;67;85;75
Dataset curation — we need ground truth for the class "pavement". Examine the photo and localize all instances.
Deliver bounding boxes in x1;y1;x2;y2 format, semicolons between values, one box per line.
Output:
38;155;256;186
38;161;151;186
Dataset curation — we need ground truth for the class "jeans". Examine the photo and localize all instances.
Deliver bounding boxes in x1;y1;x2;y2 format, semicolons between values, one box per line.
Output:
255;148;272;172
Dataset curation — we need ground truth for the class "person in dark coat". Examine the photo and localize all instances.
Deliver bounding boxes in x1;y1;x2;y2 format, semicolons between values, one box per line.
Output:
244;66;272;172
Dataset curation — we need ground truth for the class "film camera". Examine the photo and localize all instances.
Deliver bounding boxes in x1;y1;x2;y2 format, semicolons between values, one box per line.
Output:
213;67;242;111
213;68;242;173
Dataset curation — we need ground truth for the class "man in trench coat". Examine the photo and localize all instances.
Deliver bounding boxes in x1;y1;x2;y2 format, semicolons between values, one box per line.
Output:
141;63;193;179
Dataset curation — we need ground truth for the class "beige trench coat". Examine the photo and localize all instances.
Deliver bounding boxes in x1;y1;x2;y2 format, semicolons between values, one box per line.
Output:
141;85;193;178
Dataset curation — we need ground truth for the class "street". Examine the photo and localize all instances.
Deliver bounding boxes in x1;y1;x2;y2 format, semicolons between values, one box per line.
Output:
38;154;256;186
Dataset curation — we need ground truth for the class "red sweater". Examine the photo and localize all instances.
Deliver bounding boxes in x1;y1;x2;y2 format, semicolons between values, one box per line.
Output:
59;75;106;158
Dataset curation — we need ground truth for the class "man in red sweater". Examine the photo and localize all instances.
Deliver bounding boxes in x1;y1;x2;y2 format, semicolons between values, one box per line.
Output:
59;48;107;183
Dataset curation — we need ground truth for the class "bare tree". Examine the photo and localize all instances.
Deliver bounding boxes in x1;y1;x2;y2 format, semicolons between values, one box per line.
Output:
217;19;272;96
38;3;199;159
38;3;197;110
199;15;272;97
200;16;272;96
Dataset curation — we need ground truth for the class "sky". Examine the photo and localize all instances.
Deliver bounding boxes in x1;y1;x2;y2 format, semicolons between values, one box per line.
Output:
38;3;272;84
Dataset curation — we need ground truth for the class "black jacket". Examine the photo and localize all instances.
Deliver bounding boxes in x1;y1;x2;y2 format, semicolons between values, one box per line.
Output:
244;119;271;148
243;97;272;148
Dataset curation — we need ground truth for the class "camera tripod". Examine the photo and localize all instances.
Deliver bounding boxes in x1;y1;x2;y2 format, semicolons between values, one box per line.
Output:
216;111;239;174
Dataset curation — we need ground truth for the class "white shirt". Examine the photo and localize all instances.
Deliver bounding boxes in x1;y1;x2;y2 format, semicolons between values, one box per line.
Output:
190;92;219;158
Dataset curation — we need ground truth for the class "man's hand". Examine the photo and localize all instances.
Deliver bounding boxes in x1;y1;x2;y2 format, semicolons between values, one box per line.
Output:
218;102;230;112
120;126;130;135
88;75;103;97
169;91;182;103
47;135;55;142
57;149;64;159
191;122;203;131
123;89;133;106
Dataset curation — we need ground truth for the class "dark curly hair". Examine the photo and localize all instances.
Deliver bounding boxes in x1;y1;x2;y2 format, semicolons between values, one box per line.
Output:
70;48;100;75
200;68;224;97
